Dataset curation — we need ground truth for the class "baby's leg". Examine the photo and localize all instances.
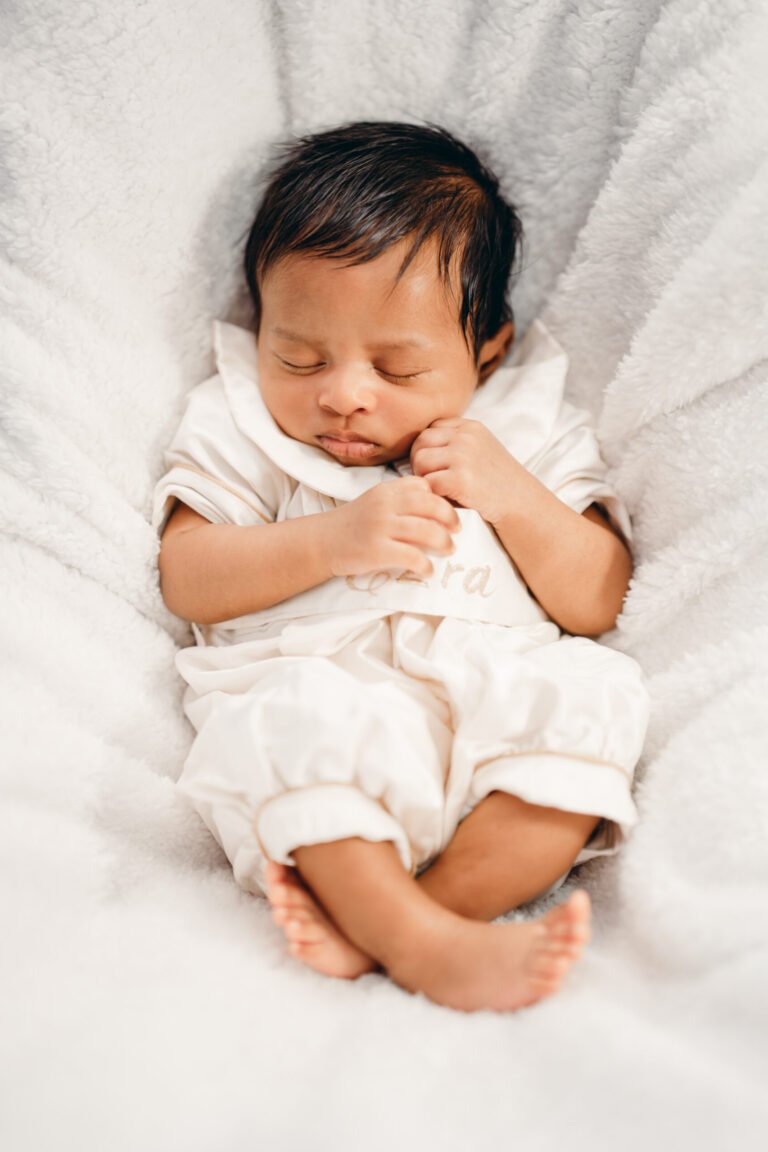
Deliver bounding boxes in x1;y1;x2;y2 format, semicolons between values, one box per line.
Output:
268;792;596;971
277;835;590;1013
416;791;602;920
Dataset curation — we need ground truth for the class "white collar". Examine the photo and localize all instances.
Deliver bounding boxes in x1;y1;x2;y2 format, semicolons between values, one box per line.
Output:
212;317;568;501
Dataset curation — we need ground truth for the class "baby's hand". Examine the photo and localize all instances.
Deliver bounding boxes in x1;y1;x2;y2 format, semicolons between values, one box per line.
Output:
327;476;460;579
410;418;522;526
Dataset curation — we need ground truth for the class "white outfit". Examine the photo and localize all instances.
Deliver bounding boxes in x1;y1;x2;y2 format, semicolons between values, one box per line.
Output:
152;319;650;901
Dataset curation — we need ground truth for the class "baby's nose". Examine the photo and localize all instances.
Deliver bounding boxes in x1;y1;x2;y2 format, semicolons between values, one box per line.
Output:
318;368;375;414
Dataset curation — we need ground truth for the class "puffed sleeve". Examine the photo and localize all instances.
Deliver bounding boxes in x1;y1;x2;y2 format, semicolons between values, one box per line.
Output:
151;375;288;537
527;399;633;546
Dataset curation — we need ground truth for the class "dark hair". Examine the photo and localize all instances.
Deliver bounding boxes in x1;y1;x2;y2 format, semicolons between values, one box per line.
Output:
243;121;523;361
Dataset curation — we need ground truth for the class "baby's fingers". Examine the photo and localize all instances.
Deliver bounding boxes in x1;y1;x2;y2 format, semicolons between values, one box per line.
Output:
394;515;456;558
421;469;459;503
411;444;450;481
396;477;461;531
377;542;438;579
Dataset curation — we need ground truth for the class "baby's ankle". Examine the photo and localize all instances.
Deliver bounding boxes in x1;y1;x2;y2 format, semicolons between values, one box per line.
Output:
379;903;464;981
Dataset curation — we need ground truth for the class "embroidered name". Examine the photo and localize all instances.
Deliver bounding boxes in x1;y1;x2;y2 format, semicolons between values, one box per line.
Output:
346;561;495;599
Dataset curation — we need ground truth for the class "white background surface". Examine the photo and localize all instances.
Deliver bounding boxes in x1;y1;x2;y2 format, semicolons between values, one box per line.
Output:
2;2;767;1148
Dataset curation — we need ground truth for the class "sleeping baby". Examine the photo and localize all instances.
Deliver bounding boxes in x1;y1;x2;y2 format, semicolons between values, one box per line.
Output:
153;121;649;1013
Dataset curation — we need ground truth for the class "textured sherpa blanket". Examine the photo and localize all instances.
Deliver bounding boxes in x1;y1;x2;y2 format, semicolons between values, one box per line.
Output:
2;2;767;1150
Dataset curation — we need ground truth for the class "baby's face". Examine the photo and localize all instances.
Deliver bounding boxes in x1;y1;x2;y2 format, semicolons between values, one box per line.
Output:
256;240;482;466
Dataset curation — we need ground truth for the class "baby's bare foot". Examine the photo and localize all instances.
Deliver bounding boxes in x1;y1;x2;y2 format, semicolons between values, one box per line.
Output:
387;889;592;1013
265;860;378;979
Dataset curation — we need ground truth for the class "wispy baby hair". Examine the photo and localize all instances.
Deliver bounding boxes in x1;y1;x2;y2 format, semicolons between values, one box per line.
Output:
243;120;524;360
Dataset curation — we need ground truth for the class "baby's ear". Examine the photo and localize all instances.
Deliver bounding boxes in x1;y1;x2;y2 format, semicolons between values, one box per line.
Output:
477;320;515;380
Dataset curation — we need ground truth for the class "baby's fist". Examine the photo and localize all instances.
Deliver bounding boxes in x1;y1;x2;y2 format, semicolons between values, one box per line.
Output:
326;476;460;579
411;418;519;524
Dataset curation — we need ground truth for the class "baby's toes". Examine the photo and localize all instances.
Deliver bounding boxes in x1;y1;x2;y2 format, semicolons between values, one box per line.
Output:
283;914;327;946
551;922;591;948
266;860;306;897
265;860;287;886
268;886;290;915
559;889;591;932
526;972;564;1004
550;915;591;947
270;882;311;916
271;893;310;926
542;924;589;960
540;937;586;966
542;891;591;943
535;946;574;980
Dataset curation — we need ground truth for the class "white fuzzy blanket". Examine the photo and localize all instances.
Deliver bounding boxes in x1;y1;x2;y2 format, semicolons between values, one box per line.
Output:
2;1;767;1148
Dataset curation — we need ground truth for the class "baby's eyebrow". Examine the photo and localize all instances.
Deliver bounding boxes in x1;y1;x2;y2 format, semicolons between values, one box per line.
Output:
371;337;432;351
272;326;316;344
271;325;431;351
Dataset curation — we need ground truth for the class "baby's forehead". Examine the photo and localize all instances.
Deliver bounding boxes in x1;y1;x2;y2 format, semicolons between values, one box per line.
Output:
263;242;462;317
261;272;464;359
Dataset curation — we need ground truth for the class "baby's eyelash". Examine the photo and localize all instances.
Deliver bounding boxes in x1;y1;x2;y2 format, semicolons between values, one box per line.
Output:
278;358;324;372
379;370;423;383
275;355;423;382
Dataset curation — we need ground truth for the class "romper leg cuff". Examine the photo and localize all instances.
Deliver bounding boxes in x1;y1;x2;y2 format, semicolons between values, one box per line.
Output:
469;752;638;838
467;754;639;904
254;785;414;875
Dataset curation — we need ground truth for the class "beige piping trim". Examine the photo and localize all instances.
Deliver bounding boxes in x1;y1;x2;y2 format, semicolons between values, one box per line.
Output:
170;463;271;524
251;782;417;876
473;748;634;783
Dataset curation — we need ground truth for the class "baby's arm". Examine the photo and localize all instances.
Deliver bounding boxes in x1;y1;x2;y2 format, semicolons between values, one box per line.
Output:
158;477;459;625
411;419;632;637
